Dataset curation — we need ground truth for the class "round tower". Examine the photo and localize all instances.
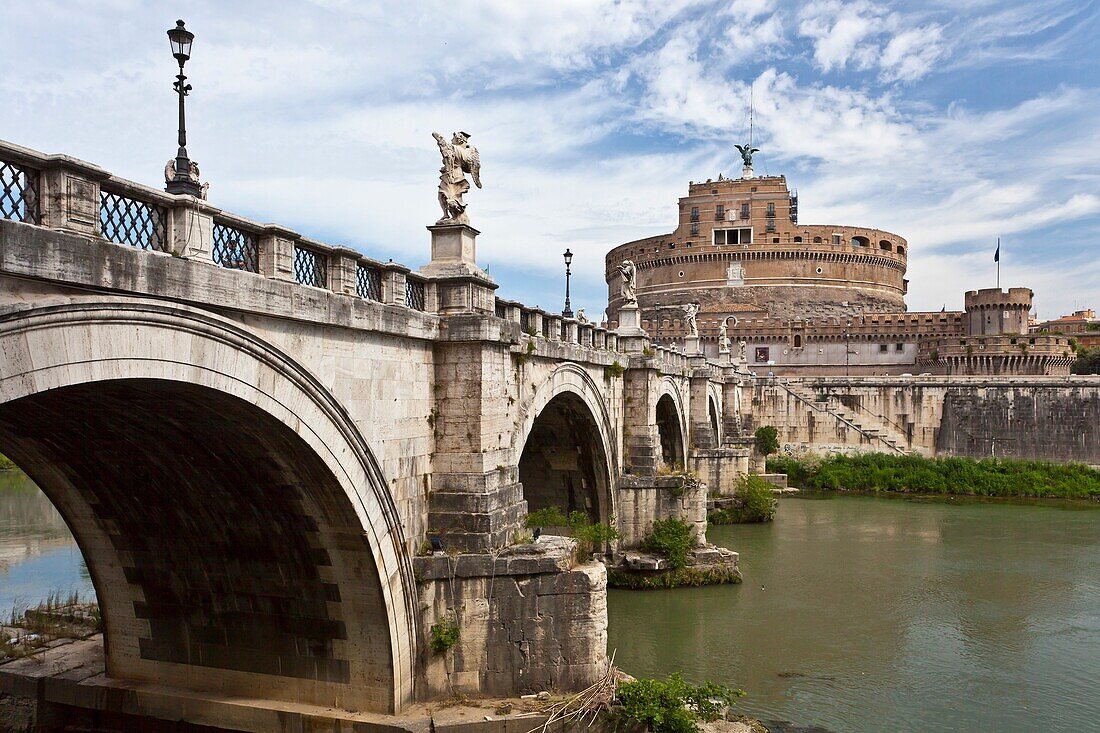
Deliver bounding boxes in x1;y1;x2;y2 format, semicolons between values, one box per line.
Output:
964;287;1033;336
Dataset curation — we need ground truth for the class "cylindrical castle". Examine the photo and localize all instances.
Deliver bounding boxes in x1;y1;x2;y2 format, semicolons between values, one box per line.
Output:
605;175;908;330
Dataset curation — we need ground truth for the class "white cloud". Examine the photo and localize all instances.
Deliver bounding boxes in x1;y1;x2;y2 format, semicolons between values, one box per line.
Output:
0;0;1096;318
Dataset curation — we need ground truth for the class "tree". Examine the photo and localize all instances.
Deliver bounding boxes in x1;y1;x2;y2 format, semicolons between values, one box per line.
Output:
754;425;779;457
1071;346;1100;375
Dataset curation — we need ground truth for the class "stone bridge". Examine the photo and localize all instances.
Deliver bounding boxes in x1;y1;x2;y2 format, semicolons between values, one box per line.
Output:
0;141;753;718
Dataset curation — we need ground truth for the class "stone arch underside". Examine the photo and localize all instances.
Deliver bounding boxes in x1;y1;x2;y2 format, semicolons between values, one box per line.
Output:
519;392;612;527
0;300;415;713
516;366;618;530
655;393;685;469
708;395;721;446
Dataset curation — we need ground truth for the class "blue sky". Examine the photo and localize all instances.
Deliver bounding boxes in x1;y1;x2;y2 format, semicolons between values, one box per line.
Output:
2;0;1098;320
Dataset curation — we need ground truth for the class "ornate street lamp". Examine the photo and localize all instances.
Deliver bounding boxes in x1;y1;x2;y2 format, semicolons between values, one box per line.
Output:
166;20;202;197
562;249;574;318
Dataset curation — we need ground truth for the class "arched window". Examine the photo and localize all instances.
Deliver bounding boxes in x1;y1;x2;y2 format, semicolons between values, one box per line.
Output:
852;236;870;247
896;245;905;255
813;236;822;243
879;239;891;250
793;334;802;348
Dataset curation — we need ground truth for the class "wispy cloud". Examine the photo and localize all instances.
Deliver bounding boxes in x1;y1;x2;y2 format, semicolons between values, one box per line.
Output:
0;0;1096;320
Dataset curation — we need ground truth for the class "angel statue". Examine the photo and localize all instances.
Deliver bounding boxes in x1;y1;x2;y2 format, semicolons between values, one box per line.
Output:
618;260;637;305
433;131;482;225
684;302;700;337
718;319;729;352
738;339;748;363
735;142;759;168
577;308;588;324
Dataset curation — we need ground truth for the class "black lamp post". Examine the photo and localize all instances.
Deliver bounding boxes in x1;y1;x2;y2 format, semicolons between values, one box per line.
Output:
166;20;202;197
562;249;574;318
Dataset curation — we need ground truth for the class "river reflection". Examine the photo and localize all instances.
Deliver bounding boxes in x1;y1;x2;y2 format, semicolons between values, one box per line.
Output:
609;493;1100;733
0;468;95;613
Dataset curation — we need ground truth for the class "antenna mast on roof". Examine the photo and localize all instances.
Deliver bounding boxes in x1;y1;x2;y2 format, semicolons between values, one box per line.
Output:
735;83;760;179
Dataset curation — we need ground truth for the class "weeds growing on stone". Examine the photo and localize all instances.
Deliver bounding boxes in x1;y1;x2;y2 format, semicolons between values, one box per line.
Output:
708;475;777;524
615;672;744;733
640;518;694;569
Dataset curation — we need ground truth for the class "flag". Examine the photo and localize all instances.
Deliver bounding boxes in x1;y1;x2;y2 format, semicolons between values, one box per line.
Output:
994;238;1000;262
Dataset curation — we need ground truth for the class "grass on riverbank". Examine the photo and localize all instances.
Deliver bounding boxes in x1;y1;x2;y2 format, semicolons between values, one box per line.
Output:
0;454;15;471
767;453;1100;500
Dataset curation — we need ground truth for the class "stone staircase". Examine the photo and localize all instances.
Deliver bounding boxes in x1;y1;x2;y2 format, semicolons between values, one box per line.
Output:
782;382;910;454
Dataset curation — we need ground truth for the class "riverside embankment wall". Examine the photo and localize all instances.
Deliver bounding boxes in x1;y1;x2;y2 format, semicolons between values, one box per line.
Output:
750;377;1100;464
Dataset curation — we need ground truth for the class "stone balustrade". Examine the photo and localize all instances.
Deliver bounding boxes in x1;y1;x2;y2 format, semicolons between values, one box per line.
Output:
1;138;732;373
0;139;430;315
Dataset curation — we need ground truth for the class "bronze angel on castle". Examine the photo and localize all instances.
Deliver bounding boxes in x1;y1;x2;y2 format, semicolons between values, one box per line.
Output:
735;143;759;168
433;131;481;225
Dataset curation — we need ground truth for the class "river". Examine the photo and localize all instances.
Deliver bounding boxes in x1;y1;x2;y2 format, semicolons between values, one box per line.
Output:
2;470;1099;731
609;493;1100;733
0;468;94;614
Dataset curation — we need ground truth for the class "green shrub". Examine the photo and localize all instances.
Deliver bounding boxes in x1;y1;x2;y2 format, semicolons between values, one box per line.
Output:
604;360;626;379
572;516;621;556
709;475;777;524
429;619;459;653
616;673;743;733
641;517;694;569
765;452;1100;500
754;425;779;457
524;506;570;529
523;507;619;556
0;454;15;471
1072;346;1100;375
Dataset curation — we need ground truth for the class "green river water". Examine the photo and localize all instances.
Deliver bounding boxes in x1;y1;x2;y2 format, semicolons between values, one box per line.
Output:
609;493;1100;733
3;469;1099;732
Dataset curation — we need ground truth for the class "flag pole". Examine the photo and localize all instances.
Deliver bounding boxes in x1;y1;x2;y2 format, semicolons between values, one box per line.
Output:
997;237;1000;289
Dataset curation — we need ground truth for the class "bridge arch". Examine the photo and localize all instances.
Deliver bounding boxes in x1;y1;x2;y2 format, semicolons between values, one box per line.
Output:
516;364;618;529
708;392;722;447
0;299;416;713
656;377;688;469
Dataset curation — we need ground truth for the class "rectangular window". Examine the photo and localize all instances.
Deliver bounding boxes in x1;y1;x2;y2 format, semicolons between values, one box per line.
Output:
713;228;753;245
767;202;775;216
879;344;889;353
740;203;750;219
766;217;776;232
690;206;699;222
755;346;770;363
895;343;904;352
832;234;842;245
690;222;699;236
715;205;724;220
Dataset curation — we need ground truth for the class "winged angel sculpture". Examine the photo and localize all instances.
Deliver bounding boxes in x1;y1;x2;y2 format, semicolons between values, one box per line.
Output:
735;143;759;168
433;131;482;225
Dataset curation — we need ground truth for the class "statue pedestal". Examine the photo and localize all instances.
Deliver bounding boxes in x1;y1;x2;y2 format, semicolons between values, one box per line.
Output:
616;304;649;352
741;164;754;179
421;223;491;279
419;223;497;314
684;335;702;355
